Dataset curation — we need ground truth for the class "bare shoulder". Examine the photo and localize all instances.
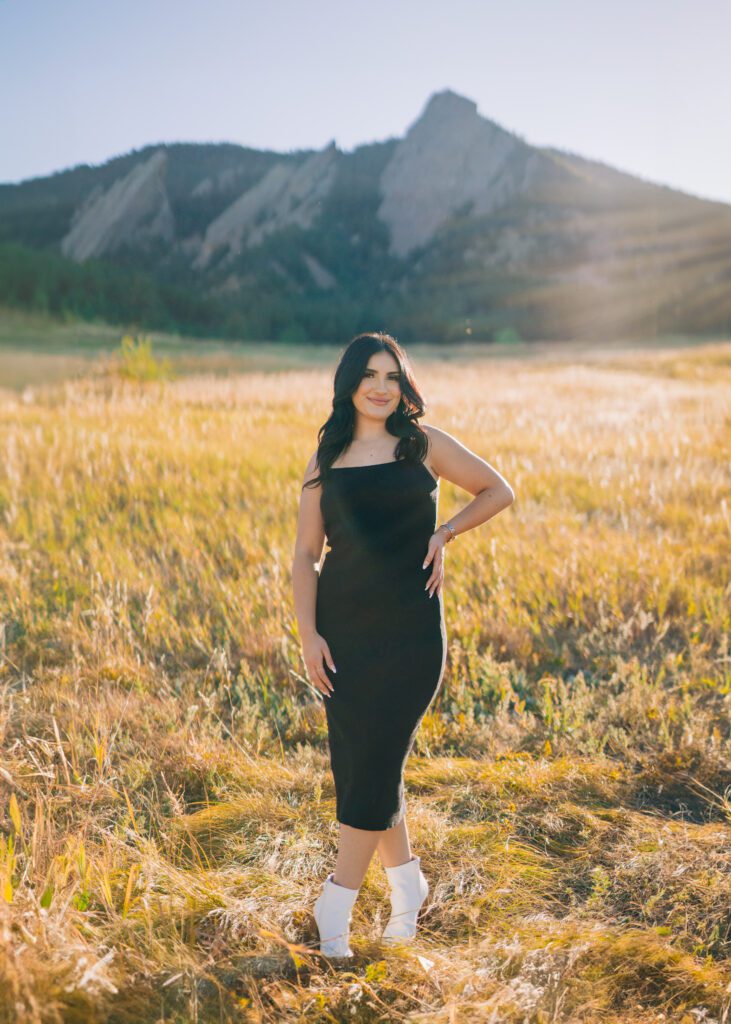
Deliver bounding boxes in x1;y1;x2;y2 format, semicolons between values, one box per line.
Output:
301;449;322;490
421;423;456;463
422;422;479;458
420;423;442;481
421;423;449;451
420;423;514;499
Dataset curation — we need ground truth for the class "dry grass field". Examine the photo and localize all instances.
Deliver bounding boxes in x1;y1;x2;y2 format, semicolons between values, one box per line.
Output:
0;332;729;1023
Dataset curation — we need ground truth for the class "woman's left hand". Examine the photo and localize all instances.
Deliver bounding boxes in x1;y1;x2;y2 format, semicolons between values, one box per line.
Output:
422;530;448;598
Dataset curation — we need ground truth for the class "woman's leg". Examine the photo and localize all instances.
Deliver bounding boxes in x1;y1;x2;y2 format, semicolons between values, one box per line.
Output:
376;817;412;868
333;823;383;888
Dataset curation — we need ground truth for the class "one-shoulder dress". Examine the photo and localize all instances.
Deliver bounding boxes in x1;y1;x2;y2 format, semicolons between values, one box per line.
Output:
315;451;448;830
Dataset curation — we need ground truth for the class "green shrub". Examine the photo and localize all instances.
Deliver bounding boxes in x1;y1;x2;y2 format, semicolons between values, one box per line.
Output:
116;333;174;381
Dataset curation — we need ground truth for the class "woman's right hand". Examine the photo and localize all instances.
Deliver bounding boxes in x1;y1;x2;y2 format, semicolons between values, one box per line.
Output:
302;632;336;698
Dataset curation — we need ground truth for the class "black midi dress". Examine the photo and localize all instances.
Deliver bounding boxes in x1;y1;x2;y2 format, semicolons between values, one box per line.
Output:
315;453;448;830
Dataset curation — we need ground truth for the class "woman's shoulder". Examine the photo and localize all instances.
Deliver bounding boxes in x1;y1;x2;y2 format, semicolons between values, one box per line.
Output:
420;422;450;453
419;424;441;480
421;422;452;441
300;449;323;490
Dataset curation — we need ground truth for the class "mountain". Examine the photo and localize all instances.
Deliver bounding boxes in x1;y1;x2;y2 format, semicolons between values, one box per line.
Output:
377;91;569;258
1;88;730;344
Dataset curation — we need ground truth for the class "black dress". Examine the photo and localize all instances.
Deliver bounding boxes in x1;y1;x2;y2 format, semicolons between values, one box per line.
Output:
315;452;448;830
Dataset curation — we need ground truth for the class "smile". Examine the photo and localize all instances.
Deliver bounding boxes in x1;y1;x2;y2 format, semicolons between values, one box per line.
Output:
368;398;390;405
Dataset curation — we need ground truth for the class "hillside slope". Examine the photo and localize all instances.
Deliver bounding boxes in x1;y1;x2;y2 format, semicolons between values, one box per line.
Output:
1;89;729;343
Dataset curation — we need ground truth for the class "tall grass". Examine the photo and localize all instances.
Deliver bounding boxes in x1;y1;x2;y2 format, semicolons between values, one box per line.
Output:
0;341;729;1022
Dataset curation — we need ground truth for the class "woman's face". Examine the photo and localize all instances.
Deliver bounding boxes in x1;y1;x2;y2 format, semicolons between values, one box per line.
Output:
351;351;402;422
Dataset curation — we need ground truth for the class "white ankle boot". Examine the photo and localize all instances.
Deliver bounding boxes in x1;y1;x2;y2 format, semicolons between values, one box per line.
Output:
382;855;429;944
313;872;360;957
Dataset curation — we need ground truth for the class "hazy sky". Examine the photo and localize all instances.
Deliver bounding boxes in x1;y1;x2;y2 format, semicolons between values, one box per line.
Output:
2;0;730;204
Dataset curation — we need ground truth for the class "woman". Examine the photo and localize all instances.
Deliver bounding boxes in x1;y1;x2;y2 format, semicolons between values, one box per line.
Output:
291;332;515;957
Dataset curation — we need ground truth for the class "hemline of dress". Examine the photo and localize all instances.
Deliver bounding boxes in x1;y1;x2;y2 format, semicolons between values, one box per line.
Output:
335;801;407;832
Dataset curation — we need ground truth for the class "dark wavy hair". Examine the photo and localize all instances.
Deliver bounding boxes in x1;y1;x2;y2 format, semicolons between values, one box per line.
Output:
303;332;429;489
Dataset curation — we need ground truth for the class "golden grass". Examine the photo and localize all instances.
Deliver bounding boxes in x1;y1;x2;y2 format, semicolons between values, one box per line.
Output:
0;339;729;1022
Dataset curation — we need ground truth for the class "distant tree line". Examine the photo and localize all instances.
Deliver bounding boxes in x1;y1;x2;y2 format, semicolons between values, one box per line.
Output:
0;241;417;344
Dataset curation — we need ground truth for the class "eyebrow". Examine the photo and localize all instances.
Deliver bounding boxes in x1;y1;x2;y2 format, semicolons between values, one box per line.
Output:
365;369;400;375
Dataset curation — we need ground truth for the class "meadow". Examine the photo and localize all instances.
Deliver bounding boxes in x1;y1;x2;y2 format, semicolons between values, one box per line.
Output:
0;323;729;1023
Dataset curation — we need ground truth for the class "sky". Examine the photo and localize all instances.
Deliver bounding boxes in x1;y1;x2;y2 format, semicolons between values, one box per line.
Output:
2;0;730;205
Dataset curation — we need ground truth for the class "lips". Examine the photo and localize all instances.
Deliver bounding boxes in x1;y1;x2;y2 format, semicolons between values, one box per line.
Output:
369;398;389;405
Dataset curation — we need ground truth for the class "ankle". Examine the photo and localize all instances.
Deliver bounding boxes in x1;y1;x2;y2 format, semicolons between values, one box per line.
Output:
332;872;360;890
384;854;416;870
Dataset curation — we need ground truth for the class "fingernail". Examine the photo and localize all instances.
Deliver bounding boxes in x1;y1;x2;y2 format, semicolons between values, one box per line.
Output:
332;667;337;673
422;562;427;569
429;591;433;598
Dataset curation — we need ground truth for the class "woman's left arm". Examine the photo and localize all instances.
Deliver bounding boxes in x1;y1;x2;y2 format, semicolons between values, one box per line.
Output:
422;424;515;597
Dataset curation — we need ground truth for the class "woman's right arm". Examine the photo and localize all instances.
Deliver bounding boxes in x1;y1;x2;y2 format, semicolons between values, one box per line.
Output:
291;452;336;698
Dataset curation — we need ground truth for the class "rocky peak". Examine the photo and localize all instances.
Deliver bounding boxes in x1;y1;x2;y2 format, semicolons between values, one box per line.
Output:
416;88;481;130
377;89;567;257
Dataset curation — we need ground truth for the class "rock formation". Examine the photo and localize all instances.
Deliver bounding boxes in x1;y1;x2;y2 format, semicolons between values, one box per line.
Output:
5;86;729;342
61;149;175;261
193;142;338;269
302;252;336;289
377;89;569;257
